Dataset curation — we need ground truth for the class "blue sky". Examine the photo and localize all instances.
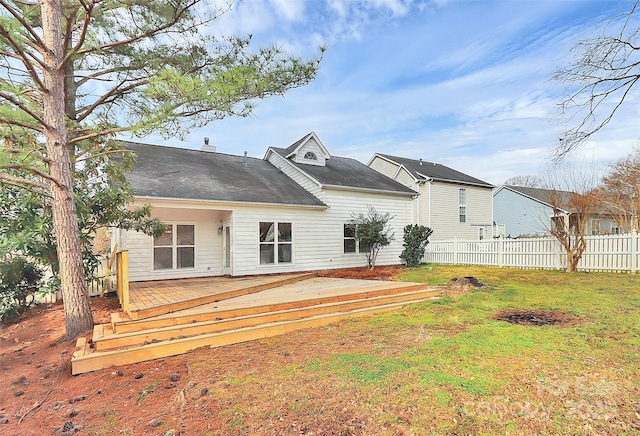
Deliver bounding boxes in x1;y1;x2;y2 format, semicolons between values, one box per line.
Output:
143;0;640;186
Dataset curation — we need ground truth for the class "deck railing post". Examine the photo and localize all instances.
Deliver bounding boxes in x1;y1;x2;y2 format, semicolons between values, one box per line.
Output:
116;250;130;313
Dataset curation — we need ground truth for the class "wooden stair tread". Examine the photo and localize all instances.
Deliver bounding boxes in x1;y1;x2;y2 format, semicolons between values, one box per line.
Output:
72;297;437;374
92;288;443;351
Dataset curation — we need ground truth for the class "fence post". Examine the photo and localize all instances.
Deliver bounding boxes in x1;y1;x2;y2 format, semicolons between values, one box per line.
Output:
116;250;130;313
498;236;504;268
453;237;458;264
632;229;637;274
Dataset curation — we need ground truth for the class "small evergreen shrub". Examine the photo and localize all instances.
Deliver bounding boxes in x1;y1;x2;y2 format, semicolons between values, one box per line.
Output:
400;224;434;268
0;257;44;321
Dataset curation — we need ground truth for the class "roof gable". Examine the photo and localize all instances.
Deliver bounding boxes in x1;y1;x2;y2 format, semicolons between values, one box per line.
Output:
280;132;330;167
269;136;416;196
374;153;493;188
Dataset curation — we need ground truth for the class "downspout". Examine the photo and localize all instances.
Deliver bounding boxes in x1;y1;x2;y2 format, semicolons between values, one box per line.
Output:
427;179;433;228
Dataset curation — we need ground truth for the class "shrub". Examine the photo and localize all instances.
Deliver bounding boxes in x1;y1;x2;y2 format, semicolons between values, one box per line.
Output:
400;224;433;268
351;206;395;270
0;257;44;321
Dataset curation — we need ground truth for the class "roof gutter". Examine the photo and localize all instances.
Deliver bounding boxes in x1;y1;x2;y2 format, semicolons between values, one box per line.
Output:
321;184;416;197
132;195;328;210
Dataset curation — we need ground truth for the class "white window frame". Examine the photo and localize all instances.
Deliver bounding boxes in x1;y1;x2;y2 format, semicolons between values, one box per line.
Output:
344;223;368;254
152;223;196;271
258;221;293;265
459;188;467;223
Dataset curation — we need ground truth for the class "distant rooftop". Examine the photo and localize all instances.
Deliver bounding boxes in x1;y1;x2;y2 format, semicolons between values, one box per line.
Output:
376;154;494;188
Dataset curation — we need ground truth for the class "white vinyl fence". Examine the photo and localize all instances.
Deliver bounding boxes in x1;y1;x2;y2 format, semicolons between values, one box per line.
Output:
424;230;639;273
37;255;115;303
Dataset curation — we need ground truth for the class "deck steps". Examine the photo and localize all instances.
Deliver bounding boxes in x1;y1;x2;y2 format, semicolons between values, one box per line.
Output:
72;297;440;375
91;287;443;352
72;278;443;375
113;282;431;334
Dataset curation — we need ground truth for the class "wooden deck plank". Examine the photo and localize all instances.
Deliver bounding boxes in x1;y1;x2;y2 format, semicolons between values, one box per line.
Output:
113;281;434;334
126;273;316;320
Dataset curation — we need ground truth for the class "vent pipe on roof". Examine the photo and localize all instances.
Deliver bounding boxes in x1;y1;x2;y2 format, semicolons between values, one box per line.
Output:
419;158;423;165
200;137;217;152
243;151;248;166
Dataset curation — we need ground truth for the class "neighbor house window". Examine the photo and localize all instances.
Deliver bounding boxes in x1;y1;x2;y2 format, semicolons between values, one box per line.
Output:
259;221;292;265
153;224;195;270
344;224;369;254
459;188;467;223
478;227;484;240
590;219;600;235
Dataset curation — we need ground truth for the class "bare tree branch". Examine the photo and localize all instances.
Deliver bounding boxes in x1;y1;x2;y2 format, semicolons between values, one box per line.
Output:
554;0;640;161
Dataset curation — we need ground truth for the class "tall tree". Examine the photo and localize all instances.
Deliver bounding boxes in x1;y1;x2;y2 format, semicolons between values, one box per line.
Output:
542;166;599;273
593;147;640;232
0;0;322;339
503;175;543;188
553;1;640;160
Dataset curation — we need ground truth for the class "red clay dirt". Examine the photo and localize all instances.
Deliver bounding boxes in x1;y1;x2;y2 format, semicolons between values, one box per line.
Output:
0;266;407;436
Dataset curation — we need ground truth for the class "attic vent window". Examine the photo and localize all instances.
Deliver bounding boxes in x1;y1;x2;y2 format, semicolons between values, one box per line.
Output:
304;151;318;160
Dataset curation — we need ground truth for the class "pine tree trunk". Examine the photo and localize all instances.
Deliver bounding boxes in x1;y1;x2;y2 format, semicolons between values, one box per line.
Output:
41;0;94;339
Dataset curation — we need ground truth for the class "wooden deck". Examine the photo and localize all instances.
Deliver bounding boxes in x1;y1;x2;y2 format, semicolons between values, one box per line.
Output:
126;273;315;320
72;275;443;374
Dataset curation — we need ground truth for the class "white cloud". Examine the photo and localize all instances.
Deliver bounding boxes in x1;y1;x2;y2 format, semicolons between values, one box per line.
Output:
269;0;306;21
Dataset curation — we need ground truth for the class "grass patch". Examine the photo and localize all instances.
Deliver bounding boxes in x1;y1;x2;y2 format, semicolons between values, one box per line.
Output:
300;265;640;435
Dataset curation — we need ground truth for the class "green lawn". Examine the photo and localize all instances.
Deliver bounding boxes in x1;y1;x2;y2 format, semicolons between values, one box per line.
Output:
189;265;640;435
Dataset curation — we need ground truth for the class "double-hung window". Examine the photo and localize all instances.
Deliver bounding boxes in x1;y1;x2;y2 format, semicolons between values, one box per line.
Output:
153;224;195;270
259;222;292;265
344;223;368;254
459;188;467;223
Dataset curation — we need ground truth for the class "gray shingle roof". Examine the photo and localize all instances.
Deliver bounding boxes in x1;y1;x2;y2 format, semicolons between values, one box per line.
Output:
270;148;417;195
503;185;574;211
125;142;326;207
377;154;493;188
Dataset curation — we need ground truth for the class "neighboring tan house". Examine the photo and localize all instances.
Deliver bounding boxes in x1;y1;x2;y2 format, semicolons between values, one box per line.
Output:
368;154;494;240
493;185;621;238
113;132;416;282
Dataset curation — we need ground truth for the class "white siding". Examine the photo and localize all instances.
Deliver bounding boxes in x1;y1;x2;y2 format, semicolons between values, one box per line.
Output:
368;156;399;179
122;189;413;281
293;139;326;166
125;208;223;281
395;168;415;187
428;182;493;240
267;152;323;200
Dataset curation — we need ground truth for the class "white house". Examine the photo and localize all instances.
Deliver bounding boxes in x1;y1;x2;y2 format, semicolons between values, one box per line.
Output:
113;132;417;282
493;185;621;238
368;154;494;240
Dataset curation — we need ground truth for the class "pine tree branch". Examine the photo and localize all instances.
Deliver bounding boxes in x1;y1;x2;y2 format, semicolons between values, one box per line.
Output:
74;0;200;57
0;164;62;188
0;172;51;192
67;126;129;146
0;116;43;132
0;3;47;89
0;92;47;126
